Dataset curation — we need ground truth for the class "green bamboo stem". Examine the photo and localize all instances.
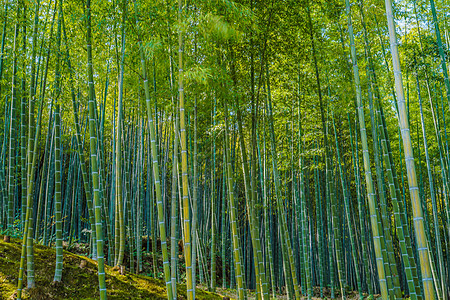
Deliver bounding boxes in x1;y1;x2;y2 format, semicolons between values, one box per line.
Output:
383;0;436;298
313;152;325;298
177;1;193;297
298;110;312;299
348;115;373;298
17;86;45;300
192;98;198;298
19;4;26;230
53;0;63;281
345;0;388;296
85;0;107;297
367;79;402;299
221;152;226;290
132;0;173;298
224;102;246;300
171;101;179;299
114;0;127;267
61;11;97;259
210;98;217;292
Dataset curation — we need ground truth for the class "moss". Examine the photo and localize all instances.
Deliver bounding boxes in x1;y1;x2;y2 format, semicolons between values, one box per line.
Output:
0;238;224;300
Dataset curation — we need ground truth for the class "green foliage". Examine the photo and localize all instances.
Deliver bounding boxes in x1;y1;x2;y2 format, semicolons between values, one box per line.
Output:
0;219;23;239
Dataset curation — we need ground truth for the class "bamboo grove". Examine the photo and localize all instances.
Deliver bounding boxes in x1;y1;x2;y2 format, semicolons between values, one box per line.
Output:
0;0;449;299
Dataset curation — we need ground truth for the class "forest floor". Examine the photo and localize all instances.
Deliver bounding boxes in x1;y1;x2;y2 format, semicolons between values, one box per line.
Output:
0;238;224;300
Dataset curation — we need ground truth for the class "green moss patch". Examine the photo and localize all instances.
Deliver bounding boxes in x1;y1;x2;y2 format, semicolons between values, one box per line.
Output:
0;238;223;299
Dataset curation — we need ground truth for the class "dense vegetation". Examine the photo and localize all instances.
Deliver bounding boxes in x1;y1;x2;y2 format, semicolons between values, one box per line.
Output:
0;0;449;299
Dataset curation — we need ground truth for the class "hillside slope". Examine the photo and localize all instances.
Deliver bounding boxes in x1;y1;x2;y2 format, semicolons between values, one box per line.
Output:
0;239;223;300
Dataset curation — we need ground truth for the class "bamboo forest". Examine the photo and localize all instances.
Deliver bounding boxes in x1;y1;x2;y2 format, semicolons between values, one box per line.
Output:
1;0;450;299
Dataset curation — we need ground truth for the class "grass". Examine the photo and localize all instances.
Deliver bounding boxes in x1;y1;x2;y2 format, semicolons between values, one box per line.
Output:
0;238;224;300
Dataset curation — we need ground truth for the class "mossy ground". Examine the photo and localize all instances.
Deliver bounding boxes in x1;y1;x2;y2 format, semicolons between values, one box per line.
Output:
0;238;223;300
